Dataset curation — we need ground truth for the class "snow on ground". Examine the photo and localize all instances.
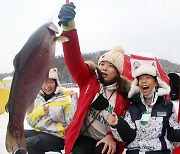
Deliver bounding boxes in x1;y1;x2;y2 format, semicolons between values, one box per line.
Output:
0;112;9;154
0;99;179;154
0;86;80;154
0;112;61;154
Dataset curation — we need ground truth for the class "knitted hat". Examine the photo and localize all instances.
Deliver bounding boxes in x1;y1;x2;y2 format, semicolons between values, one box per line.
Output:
48;68;61;94
128;64;170;98
98;45;125;74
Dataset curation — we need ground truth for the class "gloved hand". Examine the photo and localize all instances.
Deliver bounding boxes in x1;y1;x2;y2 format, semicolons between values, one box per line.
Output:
58;2;76;31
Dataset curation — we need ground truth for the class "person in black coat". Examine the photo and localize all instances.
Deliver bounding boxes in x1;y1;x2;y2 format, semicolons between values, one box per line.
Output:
107;64;180;154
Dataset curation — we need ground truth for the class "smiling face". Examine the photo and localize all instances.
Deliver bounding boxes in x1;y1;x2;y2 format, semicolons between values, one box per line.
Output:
98;61;119;85
42;77;56;95
138;74;158;97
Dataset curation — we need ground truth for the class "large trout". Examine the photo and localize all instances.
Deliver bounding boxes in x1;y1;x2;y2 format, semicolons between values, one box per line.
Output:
5;22;68;153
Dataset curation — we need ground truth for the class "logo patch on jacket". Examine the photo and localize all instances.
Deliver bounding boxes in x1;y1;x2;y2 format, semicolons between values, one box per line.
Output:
157;112;167;117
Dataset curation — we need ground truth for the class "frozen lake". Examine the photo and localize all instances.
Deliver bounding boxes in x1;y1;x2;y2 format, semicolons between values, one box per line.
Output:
0;86;80;154
0;111;63;154
0;100;179;154
0;112;10;154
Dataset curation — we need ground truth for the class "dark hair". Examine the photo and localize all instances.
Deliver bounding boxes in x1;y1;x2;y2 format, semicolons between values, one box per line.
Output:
137;74;157;81
96;68;106;84
116;76;131;98
53;79;58;88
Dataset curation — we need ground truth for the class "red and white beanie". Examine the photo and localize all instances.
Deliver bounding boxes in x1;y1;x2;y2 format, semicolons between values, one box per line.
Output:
128;64;170;98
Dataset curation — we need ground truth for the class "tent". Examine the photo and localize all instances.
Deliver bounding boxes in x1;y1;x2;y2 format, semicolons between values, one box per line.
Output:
0;76;13;114
122;53;169;91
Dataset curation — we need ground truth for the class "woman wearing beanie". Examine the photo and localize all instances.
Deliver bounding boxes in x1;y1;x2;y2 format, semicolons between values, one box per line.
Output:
15;68;73;154
58;3;131;154
107;64;180;154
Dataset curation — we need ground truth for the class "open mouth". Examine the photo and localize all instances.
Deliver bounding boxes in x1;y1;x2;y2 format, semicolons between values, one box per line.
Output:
101;72;107;78
142;85;149;92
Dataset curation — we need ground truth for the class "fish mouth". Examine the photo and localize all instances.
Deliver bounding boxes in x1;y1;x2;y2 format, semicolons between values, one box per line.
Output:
48;22;59;34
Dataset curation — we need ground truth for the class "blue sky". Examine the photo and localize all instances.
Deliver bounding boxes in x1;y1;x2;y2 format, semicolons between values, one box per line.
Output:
0;0;180;73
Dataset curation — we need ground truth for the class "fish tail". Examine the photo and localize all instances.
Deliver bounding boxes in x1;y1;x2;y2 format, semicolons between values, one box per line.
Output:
5;130;27;153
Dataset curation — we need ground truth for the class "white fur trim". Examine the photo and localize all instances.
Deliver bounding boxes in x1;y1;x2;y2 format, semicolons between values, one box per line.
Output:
85;60;97;71
135;64;157;77
156;77;170;96
128;78;140;98
128;65;170;98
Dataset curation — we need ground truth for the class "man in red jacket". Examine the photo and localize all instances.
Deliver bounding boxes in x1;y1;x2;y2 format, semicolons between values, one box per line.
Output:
58;2;131;154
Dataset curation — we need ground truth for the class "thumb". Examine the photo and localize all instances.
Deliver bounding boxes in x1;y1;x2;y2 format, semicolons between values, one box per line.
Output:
96;140;101;147
112;112;117;117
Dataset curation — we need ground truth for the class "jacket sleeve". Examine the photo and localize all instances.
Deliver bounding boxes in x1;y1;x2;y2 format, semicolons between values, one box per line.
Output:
61;30;94;88
45;104;71;136
39;101;71;136
167;105;180;142
43;120;66;137
64;102;71;128
110;111;136;143
26;107;46;127
61;87;77;121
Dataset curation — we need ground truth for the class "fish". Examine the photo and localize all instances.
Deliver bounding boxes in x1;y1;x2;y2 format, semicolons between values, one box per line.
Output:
5;22;68;153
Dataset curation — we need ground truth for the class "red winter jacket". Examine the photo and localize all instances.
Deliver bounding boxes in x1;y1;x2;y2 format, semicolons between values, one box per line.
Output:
61;30;130;154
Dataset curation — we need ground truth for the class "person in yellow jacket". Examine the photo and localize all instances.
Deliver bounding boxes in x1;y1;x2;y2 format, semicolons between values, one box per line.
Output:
16;68;74;154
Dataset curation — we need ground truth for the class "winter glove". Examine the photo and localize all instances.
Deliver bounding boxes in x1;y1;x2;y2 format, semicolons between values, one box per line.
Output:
58;2;76;31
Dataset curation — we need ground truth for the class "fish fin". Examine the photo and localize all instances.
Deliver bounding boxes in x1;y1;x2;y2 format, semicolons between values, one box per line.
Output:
5;130;27;153
56;36;69;43
5;102;9;113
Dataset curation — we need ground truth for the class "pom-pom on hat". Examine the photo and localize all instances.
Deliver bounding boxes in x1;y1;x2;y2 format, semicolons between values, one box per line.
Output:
48;68;61;94
98;45;125;74
128;64;170;98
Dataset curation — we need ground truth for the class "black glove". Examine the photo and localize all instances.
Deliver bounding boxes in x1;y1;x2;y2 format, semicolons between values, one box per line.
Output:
58;2;76;27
